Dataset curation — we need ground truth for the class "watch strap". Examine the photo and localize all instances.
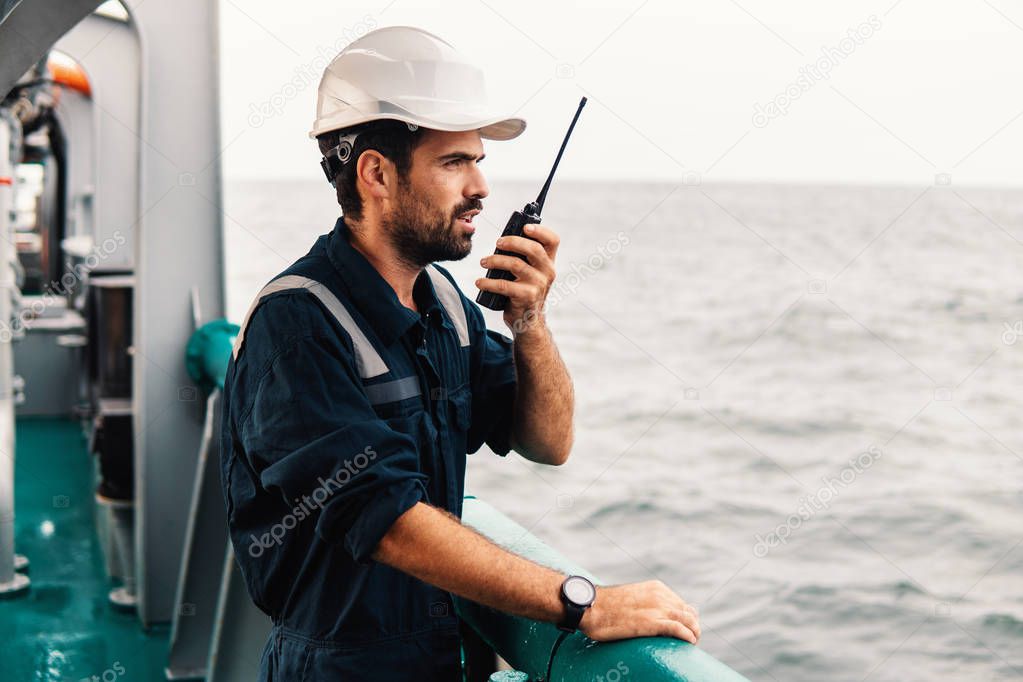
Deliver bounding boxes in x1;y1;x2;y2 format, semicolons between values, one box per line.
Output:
557;600;586;632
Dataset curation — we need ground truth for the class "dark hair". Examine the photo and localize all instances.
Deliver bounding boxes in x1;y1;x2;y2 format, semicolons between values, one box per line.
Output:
316;120;426;222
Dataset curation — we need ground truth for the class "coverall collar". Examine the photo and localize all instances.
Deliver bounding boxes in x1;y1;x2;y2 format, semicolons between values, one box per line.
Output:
326;216;446;347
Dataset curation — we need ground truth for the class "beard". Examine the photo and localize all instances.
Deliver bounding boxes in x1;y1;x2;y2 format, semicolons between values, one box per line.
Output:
381;182;481;268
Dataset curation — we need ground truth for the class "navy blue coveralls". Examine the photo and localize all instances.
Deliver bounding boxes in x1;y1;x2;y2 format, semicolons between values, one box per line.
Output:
220;217;517;680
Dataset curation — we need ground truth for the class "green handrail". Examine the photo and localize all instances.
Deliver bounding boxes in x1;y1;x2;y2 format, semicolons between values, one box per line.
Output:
457;496;750;682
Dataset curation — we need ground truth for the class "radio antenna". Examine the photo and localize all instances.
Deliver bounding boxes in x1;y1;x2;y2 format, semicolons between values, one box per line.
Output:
533;96;587;214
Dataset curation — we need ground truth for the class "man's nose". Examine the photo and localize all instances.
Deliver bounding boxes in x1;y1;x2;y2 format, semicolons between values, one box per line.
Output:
467;164;489;200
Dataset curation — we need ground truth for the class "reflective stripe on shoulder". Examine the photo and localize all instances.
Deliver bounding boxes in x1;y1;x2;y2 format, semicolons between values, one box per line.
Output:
426;265;470;347
231;275;389;379
363;375;422;405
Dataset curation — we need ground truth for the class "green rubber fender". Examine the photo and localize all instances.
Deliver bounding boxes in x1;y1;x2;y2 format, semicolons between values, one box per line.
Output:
184;318;239;392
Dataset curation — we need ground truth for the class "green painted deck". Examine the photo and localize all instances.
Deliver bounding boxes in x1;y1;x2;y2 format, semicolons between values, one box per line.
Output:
1;417;169;682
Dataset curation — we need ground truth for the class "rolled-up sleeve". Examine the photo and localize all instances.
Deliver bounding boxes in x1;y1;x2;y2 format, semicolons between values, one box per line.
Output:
466;305;518;457
237;296;428;565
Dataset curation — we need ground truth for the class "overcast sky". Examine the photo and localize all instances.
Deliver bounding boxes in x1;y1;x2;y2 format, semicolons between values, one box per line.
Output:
218;0;1023;187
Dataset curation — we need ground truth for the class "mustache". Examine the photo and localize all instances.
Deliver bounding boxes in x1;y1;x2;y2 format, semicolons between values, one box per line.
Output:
452;199;483;220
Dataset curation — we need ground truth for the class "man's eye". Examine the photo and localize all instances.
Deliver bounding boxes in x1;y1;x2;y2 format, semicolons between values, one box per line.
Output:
445;159;462;167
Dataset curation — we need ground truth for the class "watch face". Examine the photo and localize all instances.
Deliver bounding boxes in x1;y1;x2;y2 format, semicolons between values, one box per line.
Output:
563;576;596;606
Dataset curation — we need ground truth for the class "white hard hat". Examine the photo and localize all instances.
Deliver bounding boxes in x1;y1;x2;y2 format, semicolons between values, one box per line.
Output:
309;26;526;141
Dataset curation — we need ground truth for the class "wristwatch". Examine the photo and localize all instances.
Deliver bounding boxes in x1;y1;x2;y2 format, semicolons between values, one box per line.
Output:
557;575;596;633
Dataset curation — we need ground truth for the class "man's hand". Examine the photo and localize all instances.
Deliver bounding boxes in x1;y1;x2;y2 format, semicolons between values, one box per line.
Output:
579;580;701;644
476;223;559;335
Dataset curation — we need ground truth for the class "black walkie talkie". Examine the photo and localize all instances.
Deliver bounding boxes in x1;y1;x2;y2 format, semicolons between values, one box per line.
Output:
476;97;587;311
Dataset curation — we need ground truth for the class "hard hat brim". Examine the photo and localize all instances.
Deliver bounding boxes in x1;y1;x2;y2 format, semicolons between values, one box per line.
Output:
477;117;527;141
309;111;526;141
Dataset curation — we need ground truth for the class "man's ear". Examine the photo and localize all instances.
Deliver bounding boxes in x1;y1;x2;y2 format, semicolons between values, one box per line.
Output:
356;150;397;203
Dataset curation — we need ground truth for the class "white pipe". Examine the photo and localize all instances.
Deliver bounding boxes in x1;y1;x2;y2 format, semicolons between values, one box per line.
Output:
0;110;27;594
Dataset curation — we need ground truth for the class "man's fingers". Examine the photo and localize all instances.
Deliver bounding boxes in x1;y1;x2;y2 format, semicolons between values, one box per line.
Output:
474;277;543;303
480;254;546;285
520;223;560;255
685;606;701;638
497;235;550;265
656;586;692;615
666;608;701;640
656;619;698;644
